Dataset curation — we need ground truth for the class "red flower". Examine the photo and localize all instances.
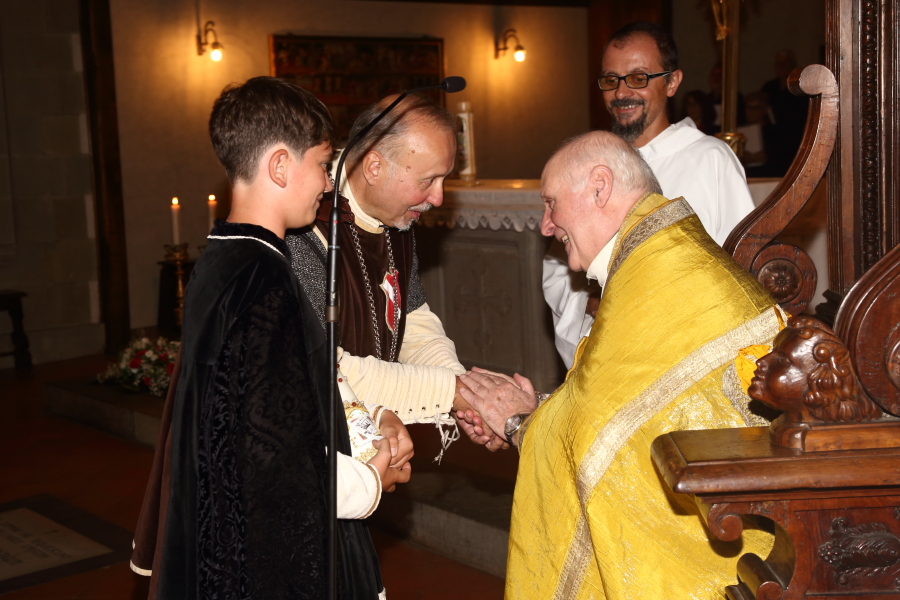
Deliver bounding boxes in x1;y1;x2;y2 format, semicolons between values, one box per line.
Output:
129;357;141;369
142;376;151;386
160;352;168;362
136;349;147;358
166;362;175;375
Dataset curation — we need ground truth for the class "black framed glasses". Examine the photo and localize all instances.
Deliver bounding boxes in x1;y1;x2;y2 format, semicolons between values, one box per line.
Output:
597;71;672;91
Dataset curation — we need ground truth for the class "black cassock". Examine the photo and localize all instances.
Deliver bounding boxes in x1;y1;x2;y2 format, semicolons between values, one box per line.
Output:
143;221;381;600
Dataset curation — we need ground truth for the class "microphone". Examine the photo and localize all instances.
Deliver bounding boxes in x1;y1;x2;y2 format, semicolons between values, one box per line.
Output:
441;76;466;93
323;75;465;600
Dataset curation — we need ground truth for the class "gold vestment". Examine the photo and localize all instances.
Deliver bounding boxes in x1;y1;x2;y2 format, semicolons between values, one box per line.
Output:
507;193;783;599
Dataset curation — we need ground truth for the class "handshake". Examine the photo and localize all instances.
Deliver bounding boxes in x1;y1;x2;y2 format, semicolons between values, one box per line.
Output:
368;367;541;494
370;367;542;494
452;367;542;451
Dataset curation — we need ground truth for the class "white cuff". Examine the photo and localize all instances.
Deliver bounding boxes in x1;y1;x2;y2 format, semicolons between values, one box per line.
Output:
337;451;381;519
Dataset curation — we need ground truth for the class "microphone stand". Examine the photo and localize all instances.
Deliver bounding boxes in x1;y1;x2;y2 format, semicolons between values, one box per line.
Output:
325;76;465;600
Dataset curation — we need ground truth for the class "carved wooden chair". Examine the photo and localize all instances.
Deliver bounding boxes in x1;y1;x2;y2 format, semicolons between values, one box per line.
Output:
652;1;900;597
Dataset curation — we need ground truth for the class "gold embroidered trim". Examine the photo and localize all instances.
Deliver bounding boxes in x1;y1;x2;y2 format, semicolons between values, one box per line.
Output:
554;306;783;597
362;463;382;519
607;192;652;266
722;362;770;427
371;405;385;426
551;508;592;600
608;198;695;281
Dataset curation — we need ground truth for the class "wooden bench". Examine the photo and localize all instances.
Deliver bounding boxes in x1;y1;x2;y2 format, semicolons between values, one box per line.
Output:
652;0;900;594
0;290;32;370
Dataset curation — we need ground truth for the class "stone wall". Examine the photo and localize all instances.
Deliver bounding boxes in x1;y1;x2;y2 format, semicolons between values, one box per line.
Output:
0;0;104;368
108;0;591;328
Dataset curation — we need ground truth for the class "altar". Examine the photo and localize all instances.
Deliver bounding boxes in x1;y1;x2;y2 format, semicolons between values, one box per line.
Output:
414;179;565;393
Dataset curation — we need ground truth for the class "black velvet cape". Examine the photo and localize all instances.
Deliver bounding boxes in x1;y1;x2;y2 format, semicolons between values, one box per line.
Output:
153;221;382;600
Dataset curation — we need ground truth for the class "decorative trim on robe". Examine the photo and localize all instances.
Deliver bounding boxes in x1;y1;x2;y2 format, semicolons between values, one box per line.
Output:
551;306;785;599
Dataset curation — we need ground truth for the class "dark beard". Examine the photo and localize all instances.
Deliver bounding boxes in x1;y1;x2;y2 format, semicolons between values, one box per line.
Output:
608;99;647;144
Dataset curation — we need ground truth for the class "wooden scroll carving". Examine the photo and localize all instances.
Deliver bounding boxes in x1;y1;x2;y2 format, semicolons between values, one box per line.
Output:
747;315;899;452
834;242;900;416
725;64;839;315
817;514;900;586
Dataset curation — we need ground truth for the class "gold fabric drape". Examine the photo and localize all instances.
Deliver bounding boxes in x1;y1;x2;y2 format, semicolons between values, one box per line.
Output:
506;193;782;599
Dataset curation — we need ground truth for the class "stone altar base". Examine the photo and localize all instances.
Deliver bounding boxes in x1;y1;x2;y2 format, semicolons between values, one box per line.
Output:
43;379;512;578
44;379;163;447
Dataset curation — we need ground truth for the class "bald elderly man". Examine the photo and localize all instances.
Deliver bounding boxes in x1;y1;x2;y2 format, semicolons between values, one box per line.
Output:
457;131;785;599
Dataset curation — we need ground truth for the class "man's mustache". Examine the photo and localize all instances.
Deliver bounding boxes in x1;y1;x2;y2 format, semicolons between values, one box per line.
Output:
609;98;646;110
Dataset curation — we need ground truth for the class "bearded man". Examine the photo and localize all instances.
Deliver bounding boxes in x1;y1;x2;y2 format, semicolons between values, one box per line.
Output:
543;21;756;368
458;131;783;599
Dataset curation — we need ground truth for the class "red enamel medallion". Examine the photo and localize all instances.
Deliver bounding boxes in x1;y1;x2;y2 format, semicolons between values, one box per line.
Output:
380;269;401;332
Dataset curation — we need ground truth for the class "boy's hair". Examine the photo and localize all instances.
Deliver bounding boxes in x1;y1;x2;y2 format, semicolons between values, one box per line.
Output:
209;76;335;184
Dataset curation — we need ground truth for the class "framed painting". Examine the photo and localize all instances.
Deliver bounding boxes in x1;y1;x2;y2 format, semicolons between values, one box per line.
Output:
269;34;445;141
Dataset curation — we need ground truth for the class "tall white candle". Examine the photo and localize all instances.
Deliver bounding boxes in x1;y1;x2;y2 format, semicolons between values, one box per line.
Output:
207;195;217;232
171;197;181;245
456;101;476;184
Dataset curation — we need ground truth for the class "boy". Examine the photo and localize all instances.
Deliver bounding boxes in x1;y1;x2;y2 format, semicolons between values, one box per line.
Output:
133;77;407;599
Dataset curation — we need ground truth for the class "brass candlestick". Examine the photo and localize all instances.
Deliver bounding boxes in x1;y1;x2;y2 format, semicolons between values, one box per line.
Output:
715;131;747;158
713;0;745;159
164;243;189;328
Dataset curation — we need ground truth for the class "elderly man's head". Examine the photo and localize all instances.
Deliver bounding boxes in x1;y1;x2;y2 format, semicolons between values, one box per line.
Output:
540;131;661;272
346;94;456;230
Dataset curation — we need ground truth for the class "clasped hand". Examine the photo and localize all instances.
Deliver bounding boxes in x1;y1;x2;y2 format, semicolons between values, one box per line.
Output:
453;367;539;451
367;409;413;492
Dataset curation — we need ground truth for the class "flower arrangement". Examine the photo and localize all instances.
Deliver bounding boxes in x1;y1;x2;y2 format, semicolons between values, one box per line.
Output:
98;336;180;397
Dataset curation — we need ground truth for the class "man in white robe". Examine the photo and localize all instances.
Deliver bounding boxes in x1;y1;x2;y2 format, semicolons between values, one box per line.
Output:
543;21;756;368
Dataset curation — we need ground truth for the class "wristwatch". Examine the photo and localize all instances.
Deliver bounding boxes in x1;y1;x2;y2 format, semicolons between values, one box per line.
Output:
504;413;530;445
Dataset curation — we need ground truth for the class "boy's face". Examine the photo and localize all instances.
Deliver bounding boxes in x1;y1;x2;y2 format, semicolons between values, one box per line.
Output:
288;142;334;228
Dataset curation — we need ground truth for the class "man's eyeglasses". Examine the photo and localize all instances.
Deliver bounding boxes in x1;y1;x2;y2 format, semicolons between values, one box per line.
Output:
597;71;672;91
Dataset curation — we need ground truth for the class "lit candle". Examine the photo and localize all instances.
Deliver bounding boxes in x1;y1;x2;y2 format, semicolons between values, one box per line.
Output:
207;194;217;232
171;197;181;245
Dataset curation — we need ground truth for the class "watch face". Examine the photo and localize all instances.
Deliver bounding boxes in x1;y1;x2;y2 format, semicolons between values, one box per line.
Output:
505;414;524;437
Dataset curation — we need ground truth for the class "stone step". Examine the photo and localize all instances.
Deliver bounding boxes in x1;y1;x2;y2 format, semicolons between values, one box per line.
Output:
371;462;512;578
42;379;512;578
44;379;163;447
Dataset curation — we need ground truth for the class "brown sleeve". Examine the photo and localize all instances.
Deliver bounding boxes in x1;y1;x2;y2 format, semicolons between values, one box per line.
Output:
130;352;181;600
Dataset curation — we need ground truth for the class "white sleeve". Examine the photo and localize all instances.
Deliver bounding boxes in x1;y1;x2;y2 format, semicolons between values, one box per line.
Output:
337;451;381;519
337;348;457;424
398;303;465;374
712;145;756;246
336;303;462;425
542;239;594;369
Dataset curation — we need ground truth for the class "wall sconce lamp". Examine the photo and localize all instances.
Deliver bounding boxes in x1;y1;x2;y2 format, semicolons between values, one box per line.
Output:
496;29;526;62
196;19;223;61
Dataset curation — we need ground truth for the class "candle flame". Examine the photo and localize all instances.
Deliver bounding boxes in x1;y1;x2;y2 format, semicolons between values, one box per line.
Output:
172;197;179;205
208;195;216;202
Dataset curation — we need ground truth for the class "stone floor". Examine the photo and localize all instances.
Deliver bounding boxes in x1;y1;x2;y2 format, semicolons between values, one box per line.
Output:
0;356;505;599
